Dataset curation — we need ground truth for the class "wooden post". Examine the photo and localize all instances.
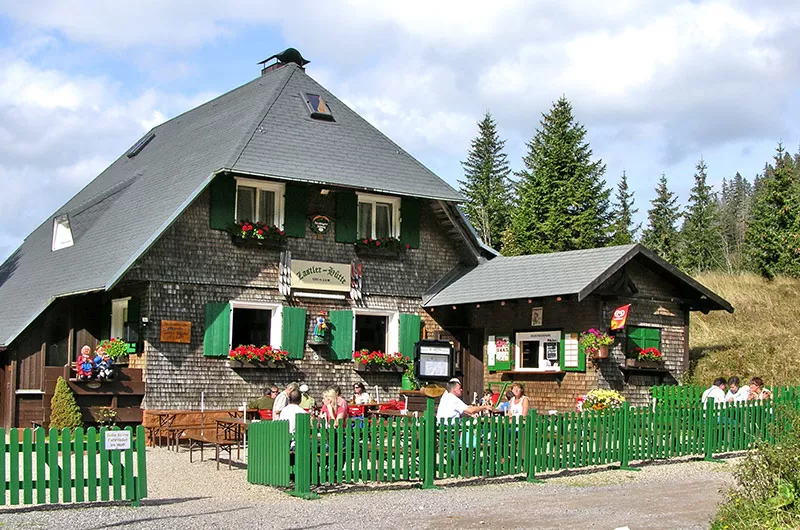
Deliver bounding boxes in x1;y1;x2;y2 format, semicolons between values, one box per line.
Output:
290;414;319;499
525;409;542;483
619;402;640;471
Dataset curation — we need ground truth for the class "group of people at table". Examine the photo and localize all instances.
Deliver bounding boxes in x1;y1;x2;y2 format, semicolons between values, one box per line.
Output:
701;376;773;404
246;379;533;434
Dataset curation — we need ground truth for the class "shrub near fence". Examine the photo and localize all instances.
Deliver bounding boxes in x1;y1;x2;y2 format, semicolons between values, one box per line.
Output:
248;398;796;497
1;425;147;507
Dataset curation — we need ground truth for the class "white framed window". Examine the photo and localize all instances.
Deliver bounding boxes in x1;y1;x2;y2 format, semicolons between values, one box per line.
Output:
357;193;401;239
52;214;74;251
110;297;131;340
353;309;399;353
514;330;562;372
234;178;285;228
229;301;283;349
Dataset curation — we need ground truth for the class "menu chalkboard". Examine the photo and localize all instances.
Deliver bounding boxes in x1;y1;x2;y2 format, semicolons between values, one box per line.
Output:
545;341;559;361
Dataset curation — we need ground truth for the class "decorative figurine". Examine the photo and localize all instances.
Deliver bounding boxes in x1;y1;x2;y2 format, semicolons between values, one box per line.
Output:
313;311;328;343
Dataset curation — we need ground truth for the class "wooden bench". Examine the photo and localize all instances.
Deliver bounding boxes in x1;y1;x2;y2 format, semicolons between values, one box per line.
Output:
184;433;239;470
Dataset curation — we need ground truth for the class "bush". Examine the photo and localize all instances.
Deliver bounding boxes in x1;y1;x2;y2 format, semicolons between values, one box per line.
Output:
49;376;82;430
712;405;800;529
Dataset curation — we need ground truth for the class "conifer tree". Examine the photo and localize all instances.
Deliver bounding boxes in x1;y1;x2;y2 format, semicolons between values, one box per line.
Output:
746;143;798;279
719;172;752;272
459;111;512;250
502;97;610;255
49;376;82;430
609;171;640;245
641;174;681;264
679;158;724;272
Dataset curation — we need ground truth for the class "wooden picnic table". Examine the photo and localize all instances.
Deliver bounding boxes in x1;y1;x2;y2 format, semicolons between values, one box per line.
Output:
148;410;199;447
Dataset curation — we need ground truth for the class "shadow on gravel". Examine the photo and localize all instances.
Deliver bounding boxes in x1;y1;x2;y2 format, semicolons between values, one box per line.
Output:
84;506;248;529
309;453;743;496
0;496;210;516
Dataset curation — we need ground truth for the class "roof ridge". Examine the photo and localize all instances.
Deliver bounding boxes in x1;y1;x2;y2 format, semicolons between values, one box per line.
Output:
226;64;298;169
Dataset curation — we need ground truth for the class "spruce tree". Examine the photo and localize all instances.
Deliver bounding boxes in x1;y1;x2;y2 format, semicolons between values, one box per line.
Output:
609;171;640;245
719;172;752;272
746;143;798;279
502;97;610;255
49;376;82;430
641;174;681;264
679;158;724;272
459;111;512;250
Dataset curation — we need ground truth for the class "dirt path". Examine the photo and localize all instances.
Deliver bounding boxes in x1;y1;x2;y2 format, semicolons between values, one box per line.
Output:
0;449;734;529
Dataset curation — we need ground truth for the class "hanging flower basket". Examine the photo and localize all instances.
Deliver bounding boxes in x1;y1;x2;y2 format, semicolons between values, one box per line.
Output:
579;329;614;360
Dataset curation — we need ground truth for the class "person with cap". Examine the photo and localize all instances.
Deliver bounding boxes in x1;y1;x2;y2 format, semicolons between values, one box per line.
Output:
299;383;316;409
436;378;493;420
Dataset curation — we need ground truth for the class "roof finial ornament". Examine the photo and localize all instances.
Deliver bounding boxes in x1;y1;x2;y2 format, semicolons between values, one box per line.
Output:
258;48;310;75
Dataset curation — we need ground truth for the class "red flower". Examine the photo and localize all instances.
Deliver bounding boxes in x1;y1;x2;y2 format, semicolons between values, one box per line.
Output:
405;244;410;249
375;240;381;246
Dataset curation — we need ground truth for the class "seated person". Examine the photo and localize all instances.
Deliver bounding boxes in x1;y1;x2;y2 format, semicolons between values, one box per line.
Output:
497;391;514;414
480;389;495;407
76;345;95;381
725;376;750;402
93;348;115;380
436;378;493;420
748;377;772;401
249;385;279;411
299;384;316;409
352;382;371;405
280;389;308;435
701;377;727;405
320;388;349;428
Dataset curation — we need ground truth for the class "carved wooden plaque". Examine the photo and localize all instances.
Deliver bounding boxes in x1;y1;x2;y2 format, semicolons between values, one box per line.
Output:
160;320;191;344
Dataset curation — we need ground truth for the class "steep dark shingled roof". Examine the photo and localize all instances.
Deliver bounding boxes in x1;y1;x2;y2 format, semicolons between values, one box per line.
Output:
0;63;462;346
423;244;733;313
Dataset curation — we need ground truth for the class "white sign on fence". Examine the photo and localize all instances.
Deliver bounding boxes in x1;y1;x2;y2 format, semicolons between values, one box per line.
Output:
104;430;131;450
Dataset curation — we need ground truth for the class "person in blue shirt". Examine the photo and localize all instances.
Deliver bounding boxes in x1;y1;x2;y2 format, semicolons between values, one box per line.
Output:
496;391;514;413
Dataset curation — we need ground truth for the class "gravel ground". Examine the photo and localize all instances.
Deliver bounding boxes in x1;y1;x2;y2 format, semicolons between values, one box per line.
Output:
0;447;736;529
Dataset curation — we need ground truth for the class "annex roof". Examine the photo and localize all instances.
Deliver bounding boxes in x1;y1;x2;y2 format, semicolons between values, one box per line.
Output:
0;62;463;347
422;244;733;313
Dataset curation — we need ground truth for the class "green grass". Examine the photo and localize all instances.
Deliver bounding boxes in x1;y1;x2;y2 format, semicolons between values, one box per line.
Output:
688;272;800;386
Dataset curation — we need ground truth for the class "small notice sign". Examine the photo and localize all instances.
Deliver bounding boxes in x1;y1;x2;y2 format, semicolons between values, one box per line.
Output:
160;320;191;344
104;430;131;450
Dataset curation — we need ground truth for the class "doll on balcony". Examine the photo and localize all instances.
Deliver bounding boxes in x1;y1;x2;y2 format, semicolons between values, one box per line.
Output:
76;345;95;381
93;346;115;381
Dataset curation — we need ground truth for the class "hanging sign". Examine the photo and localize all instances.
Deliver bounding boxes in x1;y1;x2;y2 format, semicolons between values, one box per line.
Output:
610;304;631;331
494;336;510;362
104;430;131;450
161;320;191;343
291;260;350;292
310;215;331;234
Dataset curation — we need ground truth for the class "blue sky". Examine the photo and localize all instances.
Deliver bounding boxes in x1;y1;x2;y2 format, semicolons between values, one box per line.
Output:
1;1;799;262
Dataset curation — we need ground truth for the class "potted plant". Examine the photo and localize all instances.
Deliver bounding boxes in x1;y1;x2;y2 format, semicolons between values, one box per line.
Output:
401;360;419;390
228;344;289;368
580;389;626;412
579;328;614;359
625;347;665;369
98;338;129;359
354;237;409;257
352;350;407;373
229;221;287;248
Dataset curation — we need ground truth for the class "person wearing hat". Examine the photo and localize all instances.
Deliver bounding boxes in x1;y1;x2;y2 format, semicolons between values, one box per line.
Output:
436;378;493;420
299;384;316;409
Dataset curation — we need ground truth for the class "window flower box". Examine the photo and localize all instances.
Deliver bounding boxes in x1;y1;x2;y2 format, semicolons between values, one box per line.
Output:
227;359;287;369
352;350;409;374
354;237;408;258
624;358;665;370
229;221;286;249
227;345;289;368
353;363;405;373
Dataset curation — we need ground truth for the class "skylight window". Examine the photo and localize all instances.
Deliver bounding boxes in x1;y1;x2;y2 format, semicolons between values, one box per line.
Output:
303;93;334;121
52;214;74;251
126;131;155;158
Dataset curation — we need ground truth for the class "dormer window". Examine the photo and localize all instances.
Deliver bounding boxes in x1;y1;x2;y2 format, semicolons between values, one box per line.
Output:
303;93;334;121
357;193;401;239
52;214;74;251
235;178;285;228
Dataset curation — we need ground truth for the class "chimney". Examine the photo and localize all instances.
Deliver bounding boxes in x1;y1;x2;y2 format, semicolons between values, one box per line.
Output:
258;48;310;76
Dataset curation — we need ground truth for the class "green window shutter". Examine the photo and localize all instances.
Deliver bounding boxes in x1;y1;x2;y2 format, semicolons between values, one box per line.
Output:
399;197;421;248
283;184;307;238
398;313;421;360
209;173;236;230
644;328;661;350
627;327;661;353
125;298;140;353
560;332;585;372
281;306;307;359
487;335;512;372
203;302;231;357
335;192;358;243
99;301;111;341
329;310;354;360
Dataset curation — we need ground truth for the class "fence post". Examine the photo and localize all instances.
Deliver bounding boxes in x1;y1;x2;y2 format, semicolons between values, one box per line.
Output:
524;409;542;483
619;402;640;472
704;400;724;463
290;414;319;500
421;397;439;489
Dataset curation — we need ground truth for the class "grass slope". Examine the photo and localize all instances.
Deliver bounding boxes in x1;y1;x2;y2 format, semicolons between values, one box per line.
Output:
689;272;800;386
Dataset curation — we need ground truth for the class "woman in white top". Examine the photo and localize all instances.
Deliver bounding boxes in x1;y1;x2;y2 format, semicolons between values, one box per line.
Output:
507;382;530;418
352;382;371;405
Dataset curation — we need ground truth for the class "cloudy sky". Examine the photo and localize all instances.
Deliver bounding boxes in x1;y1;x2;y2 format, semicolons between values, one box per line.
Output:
1;0;799;262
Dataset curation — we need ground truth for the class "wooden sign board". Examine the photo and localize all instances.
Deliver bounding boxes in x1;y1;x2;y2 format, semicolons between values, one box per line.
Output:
160;320;191;344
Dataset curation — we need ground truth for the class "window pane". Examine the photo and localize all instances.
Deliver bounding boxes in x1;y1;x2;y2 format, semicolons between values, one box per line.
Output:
358;202;373;238
375;203;392;238
259;190;275;225
232;308;272;347
237;186;256;222
520;340;540;369
354;315;387;352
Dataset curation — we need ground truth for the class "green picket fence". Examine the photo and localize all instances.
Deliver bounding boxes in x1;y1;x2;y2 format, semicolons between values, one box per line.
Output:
651;385;800;407
1;425;148;507
249;398;796;497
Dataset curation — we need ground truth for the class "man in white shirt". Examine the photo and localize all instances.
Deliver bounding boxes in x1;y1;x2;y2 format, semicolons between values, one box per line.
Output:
725;376;750;403
273;381;299;419
279;388;307;434
701;377;727;405
436;378;493;420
